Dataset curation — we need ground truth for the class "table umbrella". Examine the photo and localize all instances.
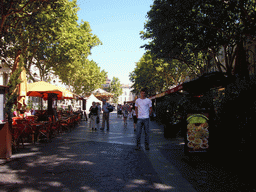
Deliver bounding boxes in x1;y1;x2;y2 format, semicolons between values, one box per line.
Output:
55;86;74;100
27;81;64;99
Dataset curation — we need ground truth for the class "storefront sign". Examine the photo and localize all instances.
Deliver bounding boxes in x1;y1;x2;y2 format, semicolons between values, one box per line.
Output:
186;113;209;153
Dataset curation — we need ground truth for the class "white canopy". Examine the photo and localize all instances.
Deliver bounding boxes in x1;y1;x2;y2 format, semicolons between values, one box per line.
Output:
92;88;113;97
92;88;108;94
85;94;102;113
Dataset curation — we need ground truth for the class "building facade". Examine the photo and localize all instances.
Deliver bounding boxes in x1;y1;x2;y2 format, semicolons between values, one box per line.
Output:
117;84;136;104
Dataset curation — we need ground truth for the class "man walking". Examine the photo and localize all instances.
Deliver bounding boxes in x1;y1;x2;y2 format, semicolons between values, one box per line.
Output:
135;88;152;150
100;99;110;130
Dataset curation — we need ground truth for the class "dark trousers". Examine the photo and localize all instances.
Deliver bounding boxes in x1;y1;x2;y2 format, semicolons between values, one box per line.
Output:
136;118;150;147
102;112;109;129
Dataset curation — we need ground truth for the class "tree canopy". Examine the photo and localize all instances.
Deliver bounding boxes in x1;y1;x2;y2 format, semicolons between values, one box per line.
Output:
129;51;194;96
1;0;105;96
107;77;122;104
141;0;256;76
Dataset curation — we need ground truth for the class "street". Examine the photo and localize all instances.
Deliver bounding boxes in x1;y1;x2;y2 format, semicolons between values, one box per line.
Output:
0;112;253;192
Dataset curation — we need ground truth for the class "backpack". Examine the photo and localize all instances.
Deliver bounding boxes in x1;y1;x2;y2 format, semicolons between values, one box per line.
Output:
107;104;114;112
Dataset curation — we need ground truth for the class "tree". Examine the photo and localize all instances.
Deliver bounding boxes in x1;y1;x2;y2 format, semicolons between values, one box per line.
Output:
141;0;256;77
1;0;56;122
129;52;193;96
1;0;105;120
65;59;107;96
107;77;122;104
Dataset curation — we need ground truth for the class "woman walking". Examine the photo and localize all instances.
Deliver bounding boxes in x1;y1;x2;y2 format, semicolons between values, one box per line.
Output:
89;102;98;130
122;102;130;127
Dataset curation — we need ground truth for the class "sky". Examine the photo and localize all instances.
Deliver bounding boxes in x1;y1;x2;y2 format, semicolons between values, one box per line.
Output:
76;0;153;85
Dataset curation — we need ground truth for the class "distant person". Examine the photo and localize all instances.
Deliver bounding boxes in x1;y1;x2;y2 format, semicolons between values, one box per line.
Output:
13;108;19;117
135;88;152;150
118;104;122;118
117;104;120;117
129;104;133;119
97;102;101;129
31;108;36;115
24;107;32;118
89;102;98;130
131;103;137;132
122;102;130;126
100;99;110;131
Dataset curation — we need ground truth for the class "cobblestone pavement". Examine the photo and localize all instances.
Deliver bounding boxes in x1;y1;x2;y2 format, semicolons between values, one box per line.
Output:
0;112;254;192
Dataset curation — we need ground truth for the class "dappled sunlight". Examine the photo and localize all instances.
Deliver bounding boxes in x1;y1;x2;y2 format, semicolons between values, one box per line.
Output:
81;186;98;192
19;187;41;192
132;179;148;184
12;152;41;159
0;110;198;192
0;169;24;184
124;179;175;191
78;160;95;165
153;183;174;190
46;181;63;187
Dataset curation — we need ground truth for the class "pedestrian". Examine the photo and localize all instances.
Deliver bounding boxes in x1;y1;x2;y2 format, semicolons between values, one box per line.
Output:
100;99;110;130
117;104;121;117
13;108;19;117
135;88;152;150
118;104;123;117
129;104;133;119
97;102;101;129
24;107;32;118
131;103;137;132
89;102;98;130
31;107;36;115
122;101;130;126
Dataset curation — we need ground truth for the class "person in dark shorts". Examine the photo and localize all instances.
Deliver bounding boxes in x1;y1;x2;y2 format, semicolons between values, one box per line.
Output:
131;103;137;131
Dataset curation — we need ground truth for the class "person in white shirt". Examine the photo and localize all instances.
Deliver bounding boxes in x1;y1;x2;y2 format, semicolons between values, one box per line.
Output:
135;88;152;150
100;99;110;130
24;107;32;118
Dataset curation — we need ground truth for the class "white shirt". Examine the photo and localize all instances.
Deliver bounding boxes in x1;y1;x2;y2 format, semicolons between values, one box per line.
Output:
102;103;109;113
135;98;152;119
24;111;32;117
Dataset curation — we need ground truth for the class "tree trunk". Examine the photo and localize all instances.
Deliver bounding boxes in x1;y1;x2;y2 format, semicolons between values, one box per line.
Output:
233;40;249;79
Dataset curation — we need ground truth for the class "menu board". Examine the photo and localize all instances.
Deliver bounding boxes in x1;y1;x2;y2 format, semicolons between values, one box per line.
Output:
186;113;209;153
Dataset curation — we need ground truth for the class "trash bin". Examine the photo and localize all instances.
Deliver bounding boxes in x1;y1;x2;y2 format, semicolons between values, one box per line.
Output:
0;122;12;159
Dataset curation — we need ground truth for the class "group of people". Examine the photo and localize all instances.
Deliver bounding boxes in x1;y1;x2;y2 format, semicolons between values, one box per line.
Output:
117;103;134;126
13;107;36;118
89;88;152;151
89;99;111;131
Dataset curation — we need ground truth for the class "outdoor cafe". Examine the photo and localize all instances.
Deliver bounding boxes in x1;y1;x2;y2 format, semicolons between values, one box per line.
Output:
0;81;83;159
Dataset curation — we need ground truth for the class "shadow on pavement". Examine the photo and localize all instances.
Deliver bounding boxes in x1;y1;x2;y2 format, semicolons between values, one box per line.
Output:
1;137;175;191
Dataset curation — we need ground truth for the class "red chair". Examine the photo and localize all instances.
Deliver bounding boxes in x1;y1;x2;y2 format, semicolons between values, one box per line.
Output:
48;116;61;136
36;121;51;142
60;117;71;132
12;118;27;150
